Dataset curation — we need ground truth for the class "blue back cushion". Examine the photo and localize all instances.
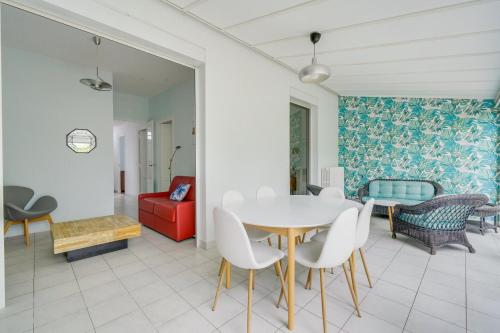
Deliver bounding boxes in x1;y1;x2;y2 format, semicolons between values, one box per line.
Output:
170;184;191;201
369;180;434;200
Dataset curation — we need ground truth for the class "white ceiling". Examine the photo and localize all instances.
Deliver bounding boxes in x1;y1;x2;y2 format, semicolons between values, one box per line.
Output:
1;5;194;97
166;0;500;99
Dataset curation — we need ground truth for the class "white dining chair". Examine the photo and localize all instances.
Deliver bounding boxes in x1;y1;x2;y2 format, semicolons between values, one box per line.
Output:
299;186;346;244
279;208;358;333
256;186;276;199
218;190;274;281
212;207;288;333
310;199;375;316
318;186;345;199
256;186;282;246
222;190;273;243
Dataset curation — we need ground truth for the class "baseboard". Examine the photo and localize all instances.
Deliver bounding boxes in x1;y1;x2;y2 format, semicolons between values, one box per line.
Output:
198;238;216;249
5;222;50;238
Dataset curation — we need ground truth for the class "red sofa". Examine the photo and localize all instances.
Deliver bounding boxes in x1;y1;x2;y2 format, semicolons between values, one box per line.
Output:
138;176;195;241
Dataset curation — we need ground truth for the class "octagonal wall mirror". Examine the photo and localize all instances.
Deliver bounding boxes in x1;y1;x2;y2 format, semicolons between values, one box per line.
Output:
66;129;97;153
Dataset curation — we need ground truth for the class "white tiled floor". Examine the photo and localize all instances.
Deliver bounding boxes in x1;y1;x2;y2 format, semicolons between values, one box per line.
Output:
1;195;500;332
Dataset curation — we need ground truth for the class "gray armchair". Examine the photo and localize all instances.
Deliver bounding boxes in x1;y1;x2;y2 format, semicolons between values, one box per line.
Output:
4;186;58;246
392;194;488;254
306;184;323;196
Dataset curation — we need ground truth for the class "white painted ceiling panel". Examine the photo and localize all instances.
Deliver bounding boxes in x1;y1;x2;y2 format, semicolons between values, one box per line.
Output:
332;69;500;84
331;81;495;93
337;89;497;99
331;53;500;76
257;2;500;57
226;0;475;45
188;0;310;28
167;0;201;9
165;0;500;98
281;30;500;68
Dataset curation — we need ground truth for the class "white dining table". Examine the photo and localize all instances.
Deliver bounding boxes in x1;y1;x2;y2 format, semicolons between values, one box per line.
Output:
224;195;363;330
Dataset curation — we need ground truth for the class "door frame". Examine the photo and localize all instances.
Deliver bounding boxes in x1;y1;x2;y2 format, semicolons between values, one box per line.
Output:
137;127;147;194
157;118;174;191
290;94;319;187
0;1;207;254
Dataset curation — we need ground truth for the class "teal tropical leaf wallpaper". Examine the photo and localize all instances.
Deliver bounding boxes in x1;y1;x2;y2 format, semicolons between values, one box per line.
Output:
339;97;499;202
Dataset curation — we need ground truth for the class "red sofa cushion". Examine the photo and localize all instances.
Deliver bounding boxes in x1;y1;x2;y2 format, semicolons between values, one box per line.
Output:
153;199;177;221
139;197;161;213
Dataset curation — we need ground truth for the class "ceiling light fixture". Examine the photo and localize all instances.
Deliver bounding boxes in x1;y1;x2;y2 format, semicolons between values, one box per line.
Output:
80;36;112;91
298;32;331;84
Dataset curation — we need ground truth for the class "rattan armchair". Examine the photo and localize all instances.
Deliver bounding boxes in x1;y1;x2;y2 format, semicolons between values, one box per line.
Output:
392;194;488;254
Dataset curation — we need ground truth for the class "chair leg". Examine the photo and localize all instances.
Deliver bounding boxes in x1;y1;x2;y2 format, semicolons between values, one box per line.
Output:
349;253;359;303
218;258;225;277
274;261;288;306
359;248;373;288
277;264;288;308
301;233;306;243
319;268;328;333
23;219;30;247
278;235;282;249
307;268;314;290
305;268;312;289
342;263;361;317
226;262;232;289
247;269;254;333
47;214;54;225
267;238;273;247
212;260;227;311
4;220;14;235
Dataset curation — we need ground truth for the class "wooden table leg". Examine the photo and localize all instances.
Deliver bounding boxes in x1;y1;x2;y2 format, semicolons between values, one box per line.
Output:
388;207;394;232
287;228;296;330
225;262;231;289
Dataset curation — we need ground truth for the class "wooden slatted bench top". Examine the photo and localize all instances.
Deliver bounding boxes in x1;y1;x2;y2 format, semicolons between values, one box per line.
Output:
51;215;141;254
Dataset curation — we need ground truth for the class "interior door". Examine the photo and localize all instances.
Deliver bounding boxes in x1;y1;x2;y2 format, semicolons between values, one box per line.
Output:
146;120;155;193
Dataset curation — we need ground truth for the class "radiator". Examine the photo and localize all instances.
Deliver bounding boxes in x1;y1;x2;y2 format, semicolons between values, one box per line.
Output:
321;167;344;192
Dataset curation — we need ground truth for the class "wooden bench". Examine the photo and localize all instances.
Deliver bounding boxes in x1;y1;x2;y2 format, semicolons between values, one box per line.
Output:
51;215;141;262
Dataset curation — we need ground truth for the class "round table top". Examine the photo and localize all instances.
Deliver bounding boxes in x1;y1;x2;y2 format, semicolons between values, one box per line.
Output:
224;195;363;229
373;199;400;207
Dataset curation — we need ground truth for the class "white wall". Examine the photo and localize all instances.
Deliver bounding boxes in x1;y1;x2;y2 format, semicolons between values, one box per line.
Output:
0;6;5;308
149;78;196;191
4;0;339;248
113;121;145;196
2;47;114;237
113;91;149;122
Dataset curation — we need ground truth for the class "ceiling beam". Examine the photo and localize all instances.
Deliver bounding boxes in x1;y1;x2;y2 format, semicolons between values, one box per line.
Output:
276;29;500;59
331;67;500;78
253;0;492;47
325;51;500;67
221;0;322;30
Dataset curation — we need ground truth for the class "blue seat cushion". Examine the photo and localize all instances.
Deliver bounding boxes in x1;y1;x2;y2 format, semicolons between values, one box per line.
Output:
362;196;422;206
368;180;435;201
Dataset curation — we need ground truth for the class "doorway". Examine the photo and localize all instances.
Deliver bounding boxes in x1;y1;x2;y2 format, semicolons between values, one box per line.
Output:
138;121;155;193
159;120;173;190
118;136;125;193
290;102;310;195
